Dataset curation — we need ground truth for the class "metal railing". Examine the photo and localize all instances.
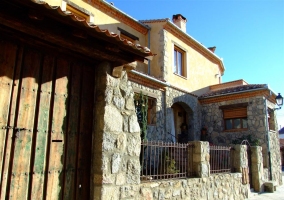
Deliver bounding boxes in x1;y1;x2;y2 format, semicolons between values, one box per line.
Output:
209;145;231;174
140;141;193;181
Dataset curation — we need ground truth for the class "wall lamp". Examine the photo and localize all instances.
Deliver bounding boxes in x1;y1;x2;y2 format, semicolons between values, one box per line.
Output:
274;93;283;111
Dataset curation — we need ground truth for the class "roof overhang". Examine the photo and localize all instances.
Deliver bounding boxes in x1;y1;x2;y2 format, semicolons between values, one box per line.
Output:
0;0;154;65
199;86;277;105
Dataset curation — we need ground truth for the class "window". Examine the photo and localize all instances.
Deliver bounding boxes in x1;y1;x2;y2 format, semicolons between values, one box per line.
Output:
134;93;156;126
173;46;185;77
147;97;157;125
118;27;139;43
220;103;248;131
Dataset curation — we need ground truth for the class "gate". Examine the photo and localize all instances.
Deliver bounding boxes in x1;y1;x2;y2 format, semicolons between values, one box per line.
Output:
0;38;95;199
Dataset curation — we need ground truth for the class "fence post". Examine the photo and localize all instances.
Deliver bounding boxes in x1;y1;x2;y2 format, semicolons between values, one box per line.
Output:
233;145;249;185
191;141;210;178
251;146;264;192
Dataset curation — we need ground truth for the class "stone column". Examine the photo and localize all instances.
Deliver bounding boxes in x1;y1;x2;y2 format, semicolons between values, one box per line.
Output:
232;145;249;185
251;146;264;192
91;62;141;200
191;141;210;177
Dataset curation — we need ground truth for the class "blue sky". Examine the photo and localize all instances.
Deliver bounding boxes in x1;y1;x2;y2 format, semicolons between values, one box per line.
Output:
110;0;284;129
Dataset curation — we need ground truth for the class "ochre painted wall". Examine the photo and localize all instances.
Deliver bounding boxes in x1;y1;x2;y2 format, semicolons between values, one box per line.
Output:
44;0;148;48
145;22;222;96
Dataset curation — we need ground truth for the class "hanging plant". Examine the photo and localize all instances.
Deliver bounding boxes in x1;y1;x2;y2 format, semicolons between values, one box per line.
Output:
134;92;148;141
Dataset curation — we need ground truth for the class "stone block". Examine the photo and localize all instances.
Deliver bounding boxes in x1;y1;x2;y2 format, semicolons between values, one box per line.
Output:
125;97;135;110
102;186;119;200
104;105;123;132
116;133;126;151
126;159;140;184
140;188;153;200
264;181;276;193
103;132;116;151
129;114;140;133
113;96;125;110
116;172;126;185
127;134;141;156
112;153;121;174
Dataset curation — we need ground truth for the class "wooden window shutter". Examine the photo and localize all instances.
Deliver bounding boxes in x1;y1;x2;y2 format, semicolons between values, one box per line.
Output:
223;107;247;119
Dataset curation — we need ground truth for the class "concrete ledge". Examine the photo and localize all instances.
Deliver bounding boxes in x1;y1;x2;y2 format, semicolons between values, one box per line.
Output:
264;181;277;193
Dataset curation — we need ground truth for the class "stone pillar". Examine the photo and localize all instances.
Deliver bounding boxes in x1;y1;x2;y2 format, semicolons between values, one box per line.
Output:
91;62;141;200
232;145;249;185
251;146;264;192
191;141;210;177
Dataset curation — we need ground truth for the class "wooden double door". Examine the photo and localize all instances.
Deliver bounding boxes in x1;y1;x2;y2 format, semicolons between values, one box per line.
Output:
0;38;95;199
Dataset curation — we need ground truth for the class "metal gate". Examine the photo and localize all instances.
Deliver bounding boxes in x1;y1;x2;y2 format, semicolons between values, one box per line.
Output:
0;38;95;199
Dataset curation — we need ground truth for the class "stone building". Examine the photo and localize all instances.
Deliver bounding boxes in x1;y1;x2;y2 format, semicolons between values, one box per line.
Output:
0;0;282;199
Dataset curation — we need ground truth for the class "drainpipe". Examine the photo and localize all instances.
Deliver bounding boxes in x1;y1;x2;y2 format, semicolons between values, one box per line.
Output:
264;97;272;180
147;26;151;75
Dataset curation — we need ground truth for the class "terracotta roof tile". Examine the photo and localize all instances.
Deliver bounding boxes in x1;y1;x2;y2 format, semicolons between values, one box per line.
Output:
199;84;267;98
139;19;169;23
32;1;154;60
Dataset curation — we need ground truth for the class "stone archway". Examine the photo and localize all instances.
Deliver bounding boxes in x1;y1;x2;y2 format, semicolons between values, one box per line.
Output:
170;102;194;143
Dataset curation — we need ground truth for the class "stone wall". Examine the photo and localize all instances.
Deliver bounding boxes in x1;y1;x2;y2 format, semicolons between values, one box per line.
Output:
268;130;282;185
200;96;282;185
201;96;267;146
130;82;201;142
130;81;165;141
165;87;200;141
93;68;251;199
138;173;248;200
92;64;142;200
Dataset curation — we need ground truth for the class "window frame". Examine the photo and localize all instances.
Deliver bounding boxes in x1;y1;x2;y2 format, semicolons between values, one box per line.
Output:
133;92;157;126
220;103;248;131
147;96;157;126
173;45;186;77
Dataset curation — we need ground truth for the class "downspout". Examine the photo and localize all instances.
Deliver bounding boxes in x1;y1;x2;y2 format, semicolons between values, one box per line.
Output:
264;95;272;180
147;26;151;75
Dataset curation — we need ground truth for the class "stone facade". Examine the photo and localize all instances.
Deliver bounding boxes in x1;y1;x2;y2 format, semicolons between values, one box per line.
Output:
131;80;201;143
165;88;201;142
130;81;165;141
200;96;282;186
94;68;251;199
93;64;142;200
201;96;268;146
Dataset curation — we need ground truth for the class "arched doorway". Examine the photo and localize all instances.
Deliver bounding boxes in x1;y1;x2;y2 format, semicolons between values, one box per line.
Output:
170;102;194;143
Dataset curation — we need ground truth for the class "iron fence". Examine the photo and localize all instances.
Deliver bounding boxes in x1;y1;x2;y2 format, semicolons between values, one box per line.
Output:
140;141;193;181
209;145;232;174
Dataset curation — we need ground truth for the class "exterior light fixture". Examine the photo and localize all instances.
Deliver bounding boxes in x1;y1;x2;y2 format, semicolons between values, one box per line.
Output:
274;93;283;110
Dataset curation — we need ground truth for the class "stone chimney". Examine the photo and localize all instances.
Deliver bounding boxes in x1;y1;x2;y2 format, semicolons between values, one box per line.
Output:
172;14;187;32
208;46;216;53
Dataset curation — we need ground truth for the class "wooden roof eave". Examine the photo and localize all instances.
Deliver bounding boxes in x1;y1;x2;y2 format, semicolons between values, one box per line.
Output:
3;0;153;65
199;88;275;105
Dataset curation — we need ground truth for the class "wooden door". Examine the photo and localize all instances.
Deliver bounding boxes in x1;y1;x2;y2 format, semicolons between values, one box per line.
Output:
0;38;95;199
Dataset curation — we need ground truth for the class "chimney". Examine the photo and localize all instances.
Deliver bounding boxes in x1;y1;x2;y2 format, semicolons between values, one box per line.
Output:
172;14;187;32
208;46;216;53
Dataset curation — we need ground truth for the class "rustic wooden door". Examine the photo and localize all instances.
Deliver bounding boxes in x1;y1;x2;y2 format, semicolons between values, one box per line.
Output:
0;38;95;199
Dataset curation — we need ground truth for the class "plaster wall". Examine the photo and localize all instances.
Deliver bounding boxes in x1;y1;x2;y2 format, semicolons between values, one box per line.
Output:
144;22;221;96
44;0;148;47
